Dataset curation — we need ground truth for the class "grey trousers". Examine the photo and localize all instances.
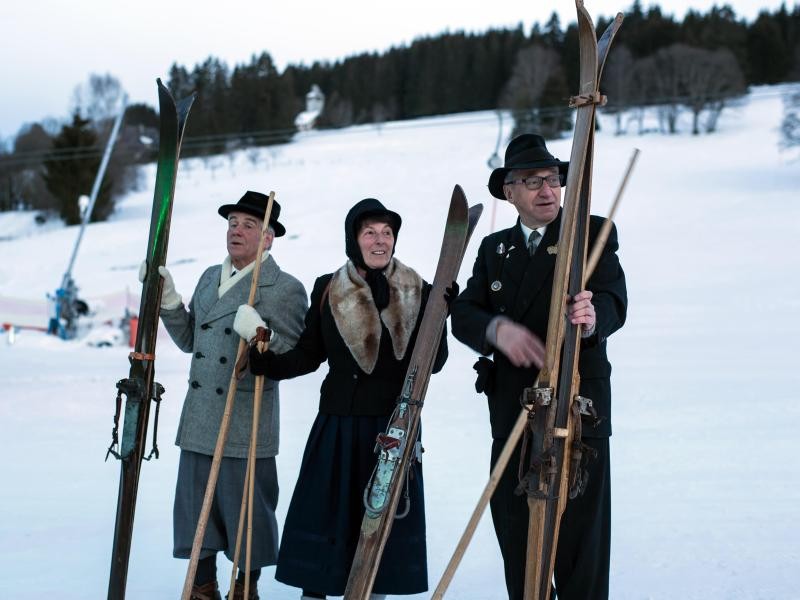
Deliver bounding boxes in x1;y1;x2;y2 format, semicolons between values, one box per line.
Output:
173;450;279;568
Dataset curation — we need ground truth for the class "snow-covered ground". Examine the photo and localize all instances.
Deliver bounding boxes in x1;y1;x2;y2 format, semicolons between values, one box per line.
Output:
1;85;798;599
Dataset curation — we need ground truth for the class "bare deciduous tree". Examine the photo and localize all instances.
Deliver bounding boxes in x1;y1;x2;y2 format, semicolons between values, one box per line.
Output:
602;45;635;135
647;48;683;134
500;45;569;138
781;87;800;151
70;73;126;124
678;45;746;134
501;45;560;109
629;44;745;135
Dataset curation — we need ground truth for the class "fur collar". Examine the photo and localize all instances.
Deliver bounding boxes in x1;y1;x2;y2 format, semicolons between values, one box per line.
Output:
218;252;270;298
328;258;423;374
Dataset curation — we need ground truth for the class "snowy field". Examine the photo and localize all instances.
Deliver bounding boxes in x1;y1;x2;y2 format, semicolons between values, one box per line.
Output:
1;84;799;599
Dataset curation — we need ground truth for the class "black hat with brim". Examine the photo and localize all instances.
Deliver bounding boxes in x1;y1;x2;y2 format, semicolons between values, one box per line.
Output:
218;190;286;237
488;133;569;200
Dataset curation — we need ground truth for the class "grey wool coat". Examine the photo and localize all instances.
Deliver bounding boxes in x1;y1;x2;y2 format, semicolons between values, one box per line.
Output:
161;254;307;459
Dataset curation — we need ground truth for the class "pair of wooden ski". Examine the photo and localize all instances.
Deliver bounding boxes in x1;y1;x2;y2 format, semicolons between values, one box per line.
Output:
433;2;626;599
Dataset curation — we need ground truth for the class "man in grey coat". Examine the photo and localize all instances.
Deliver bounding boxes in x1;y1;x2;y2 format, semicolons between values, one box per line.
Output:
157;191;307;600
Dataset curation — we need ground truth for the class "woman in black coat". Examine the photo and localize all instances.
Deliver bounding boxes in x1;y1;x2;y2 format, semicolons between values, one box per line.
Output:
248;198;448;599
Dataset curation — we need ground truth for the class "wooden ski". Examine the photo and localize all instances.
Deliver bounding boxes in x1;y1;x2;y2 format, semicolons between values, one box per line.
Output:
344;187;483;599
522;3;623;599
106;79;194;600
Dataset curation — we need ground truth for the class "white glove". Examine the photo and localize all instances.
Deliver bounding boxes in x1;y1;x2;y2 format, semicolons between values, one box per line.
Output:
157;266;182;310
139;261;182;309
234;304;267;342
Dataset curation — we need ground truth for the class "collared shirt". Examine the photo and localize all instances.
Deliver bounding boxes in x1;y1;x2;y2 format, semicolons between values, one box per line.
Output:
484;222;595;350
519;222;547;248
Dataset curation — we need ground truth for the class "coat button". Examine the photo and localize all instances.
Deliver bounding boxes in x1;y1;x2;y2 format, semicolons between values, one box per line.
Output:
191;381;200;389
195;352;205;359
216;388;224;395
201;323;210;330
499;306;506;313
225;327;232;334
219;356;227;364
352;373;358;380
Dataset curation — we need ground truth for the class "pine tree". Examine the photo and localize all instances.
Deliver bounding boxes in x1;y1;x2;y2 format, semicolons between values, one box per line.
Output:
43;114;112;225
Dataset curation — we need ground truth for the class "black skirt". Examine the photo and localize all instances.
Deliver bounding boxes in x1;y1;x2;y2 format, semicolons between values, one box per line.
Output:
275;413;427;595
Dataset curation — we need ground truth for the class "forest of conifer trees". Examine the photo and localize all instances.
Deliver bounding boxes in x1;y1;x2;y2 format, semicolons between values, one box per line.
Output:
1;1;798;215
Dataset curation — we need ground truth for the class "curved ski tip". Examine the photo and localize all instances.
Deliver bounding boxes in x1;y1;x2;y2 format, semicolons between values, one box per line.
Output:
575;0;592;22
176;91;197;117
156;79;175;107
615;12;624;23
470;203;485;219
452;183;467;201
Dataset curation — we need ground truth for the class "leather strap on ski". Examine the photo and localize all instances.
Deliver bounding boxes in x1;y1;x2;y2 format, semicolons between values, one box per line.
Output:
129;351;155;361
566;396;602;499
143;382;164;461
569;92;607;108
105;387;124;461
376;433;401;450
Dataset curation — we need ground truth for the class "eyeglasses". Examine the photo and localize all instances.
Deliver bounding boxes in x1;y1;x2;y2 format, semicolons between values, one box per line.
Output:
505;174;563;191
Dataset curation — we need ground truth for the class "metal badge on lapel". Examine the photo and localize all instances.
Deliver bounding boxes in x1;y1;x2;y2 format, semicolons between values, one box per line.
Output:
496;242;506;255
491;281;503;292
547;245;557;255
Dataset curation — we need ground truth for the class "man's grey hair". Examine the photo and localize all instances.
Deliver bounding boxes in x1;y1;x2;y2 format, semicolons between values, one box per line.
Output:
265;225;276;250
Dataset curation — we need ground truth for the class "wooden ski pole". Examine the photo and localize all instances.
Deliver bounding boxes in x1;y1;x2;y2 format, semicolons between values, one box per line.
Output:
228;324;271;598
228;450;250;594
430;150;639;599
243;333;269;600
181;192;275;600
585;148;639;278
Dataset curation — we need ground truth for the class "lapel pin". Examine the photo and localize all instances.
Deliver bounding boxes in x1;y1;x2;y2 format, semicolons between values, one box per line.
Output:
547;245;557;255
496;242;506;254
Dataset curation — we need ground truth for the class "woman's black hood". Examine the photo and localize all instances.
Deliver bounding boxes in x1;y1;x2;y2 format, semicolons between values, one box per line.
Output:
344;198;402;269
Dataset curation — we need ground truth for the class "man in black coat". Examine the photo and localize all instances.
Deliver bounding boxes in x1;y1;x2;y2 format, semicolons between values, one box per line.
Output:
450;134;627;600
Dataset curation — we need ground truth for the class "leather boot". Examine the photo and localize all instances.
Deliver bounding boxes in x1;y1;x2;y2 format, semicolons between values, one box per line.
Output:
190;580;222;600
226;580;259;600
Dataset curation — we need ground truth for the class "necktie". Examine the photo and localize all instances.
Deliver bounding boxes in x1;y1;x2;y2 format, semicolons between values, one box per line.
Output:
527;230;542;256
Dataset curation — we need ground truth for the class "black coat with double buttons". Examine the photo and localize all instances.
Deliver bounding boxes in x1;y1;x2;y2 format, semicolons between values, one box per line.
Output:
450;211;628;439
160;256;307;458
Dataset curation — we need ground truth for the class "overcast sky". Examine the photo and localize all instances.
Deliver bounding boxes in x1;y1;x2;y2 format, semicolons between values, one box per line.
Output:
0;0;788;140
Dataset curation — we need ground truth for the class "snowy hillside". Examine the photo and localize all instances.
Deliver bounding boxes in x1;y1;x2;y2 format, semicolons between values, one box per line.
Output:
1;85;798;599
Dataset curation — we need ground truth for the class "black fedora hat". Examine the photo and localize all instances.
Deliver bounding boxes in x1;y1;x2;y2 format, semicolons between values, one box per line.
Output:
218;190;286;237
488;134;569;200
